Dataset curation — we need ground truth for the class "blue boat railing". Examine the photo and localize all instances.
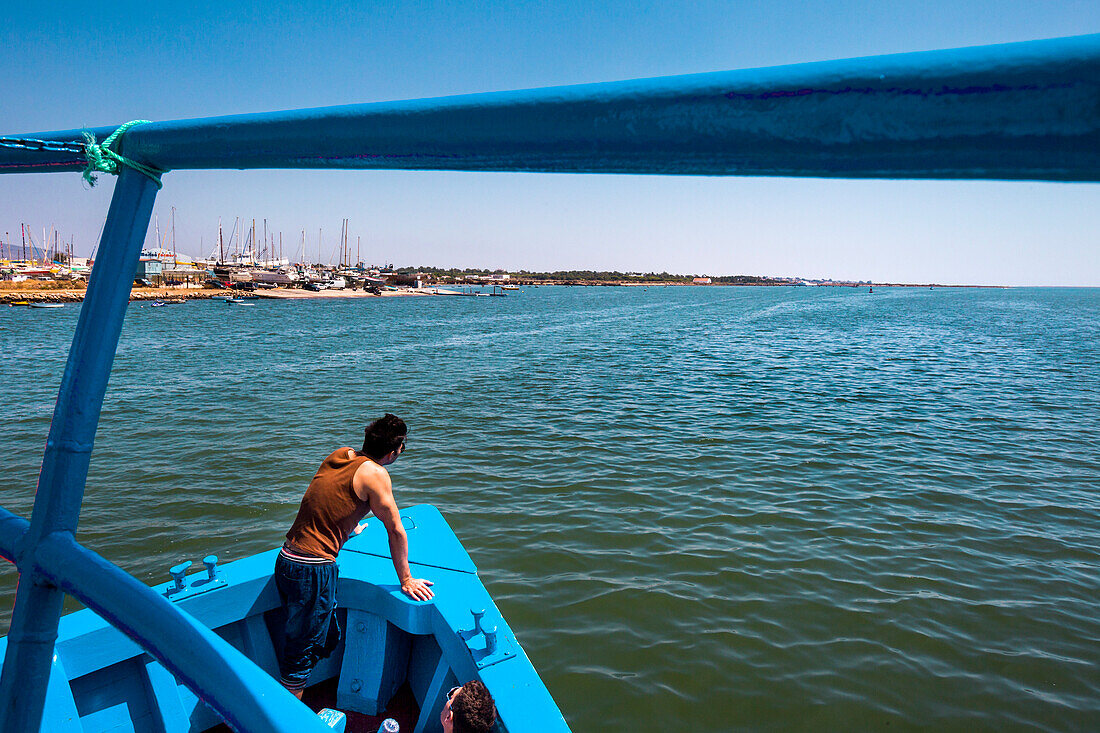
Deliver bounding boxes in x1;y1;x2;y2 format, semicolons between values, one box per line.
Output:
0;506;333;732
1;32;1097;732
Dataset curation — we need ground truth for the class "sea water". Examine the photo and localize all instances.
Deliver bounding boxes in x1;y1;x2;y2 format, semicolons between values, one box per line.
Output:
1;286;1097;731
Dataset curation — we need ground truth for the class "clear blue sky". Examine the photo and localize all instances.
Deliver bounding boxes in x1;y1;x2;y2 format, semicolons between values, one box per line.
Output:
2;1;1097;285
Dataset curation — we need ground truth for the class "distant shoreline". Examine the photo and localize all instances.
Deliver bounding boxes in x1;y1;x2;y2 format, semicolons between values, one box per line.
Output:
0;281;1000;304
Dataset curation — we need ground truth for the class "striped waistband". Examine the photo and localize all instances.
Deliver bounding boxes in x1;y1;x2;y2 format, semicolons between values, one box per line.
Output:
279;544;334;565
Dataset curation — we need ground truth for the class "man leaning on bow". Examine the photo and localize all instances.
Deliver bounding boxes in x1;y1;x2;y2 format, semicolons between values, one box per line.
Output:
275;413;434;697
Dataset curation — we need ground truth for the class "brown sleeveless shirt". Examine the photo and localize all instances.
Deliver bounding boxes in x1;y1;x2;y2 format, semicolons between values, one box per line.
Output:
285;448;372;561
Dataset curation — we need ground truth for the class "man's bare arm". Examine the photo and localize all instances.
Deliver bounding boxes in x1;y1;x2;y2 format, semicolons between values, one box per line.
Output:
354;464;434;601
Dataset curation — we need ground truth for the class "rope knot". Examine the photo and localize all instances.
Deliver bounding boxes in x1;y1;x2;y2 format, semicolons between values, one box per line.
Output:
82;120;164;188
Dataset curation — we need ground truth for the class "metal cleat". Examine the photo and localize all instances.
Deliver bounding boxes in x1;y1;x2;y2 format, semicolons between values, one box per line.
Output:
460;608;513;669
168;561;192;595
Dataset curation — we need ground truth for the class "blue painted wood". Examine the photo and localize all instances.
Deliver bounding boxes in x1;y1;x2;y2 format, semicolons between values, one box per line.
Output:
52;552;282;679
343;506;477;574
406;635;444;710
78;702;138;732
173;683;218;732
412;653;457;733
337;610;384;713
41;653;81;733
420;566;568;732
234;615;281;678
69;656;155;733
337;610;411;715
1;34;1097;181
143;658;189;733
56;621;144;681
332;506;569;729
28;531;333;733
0;166;160;733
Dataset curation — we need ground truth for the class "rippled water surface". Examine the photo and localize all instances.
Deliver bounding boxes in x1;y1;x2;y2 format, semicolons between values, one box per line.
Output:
2;286;1098;731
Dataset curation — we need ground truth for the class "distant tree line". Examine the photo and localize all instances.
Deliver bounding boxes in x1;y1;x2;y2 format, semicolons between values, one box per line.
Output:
710;275;792;284
390;266;716;282
384;265;883;286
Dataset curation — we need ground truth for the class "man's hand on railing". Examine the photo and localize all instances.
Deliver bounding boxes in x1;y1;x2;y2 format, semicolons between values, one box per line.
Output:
401;576;434;601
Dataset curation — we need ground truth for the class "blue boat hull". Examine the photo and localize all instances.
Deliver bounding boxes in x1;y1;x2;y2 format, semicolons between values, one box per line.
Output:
0;505;568;732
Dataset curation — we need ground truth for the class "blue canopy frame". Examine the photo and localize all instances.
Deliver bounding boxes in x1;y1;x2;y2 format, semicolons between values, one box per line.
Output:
0;32;1097;732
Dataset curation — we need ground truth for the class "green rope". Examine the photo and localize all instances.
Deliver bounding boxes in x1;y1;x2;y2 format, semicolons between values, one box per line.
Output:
82;120;165;188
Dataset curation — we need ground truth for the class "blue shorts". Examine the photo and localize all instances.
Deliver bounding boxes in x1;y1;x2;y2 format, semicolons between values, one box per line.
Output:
274;553;343;689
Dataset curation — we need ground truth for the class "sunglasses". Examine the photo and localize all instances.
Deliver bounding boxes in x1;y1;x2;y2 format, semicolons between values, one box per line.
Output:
447;685;463;703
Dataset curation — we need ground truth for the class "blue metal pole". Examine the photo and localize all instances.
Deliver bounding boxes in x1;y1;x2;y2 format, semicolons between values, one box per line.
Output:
1;34;1098;181
0;508;29;565
0;166;158;732
30;533;332;733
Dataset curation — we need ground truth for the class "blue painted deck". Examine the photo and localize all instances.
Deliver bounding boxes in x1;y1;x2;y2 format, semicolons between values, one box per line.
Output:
0;505;568;732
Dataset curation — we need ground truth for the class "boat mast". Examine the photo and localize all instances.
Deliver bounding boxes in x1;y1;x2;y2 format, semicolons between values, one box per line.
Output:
218;217;224;263
341;218;347;268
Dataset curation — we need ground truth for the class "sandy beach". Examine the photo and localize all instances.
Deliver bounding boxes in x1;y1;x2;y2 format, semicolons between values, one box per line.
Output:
259;287;458;299
0;285;469;304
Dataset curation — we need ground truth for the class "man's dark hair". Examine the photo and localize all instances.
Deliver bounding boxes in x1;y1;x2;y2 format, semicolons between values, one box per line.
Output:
362;413;407;459
452;680;496;733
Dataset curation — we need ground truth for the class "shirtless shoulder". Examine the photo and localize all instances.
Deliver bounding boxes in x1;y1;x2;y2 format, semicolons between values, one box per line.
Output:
352;454;391;502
